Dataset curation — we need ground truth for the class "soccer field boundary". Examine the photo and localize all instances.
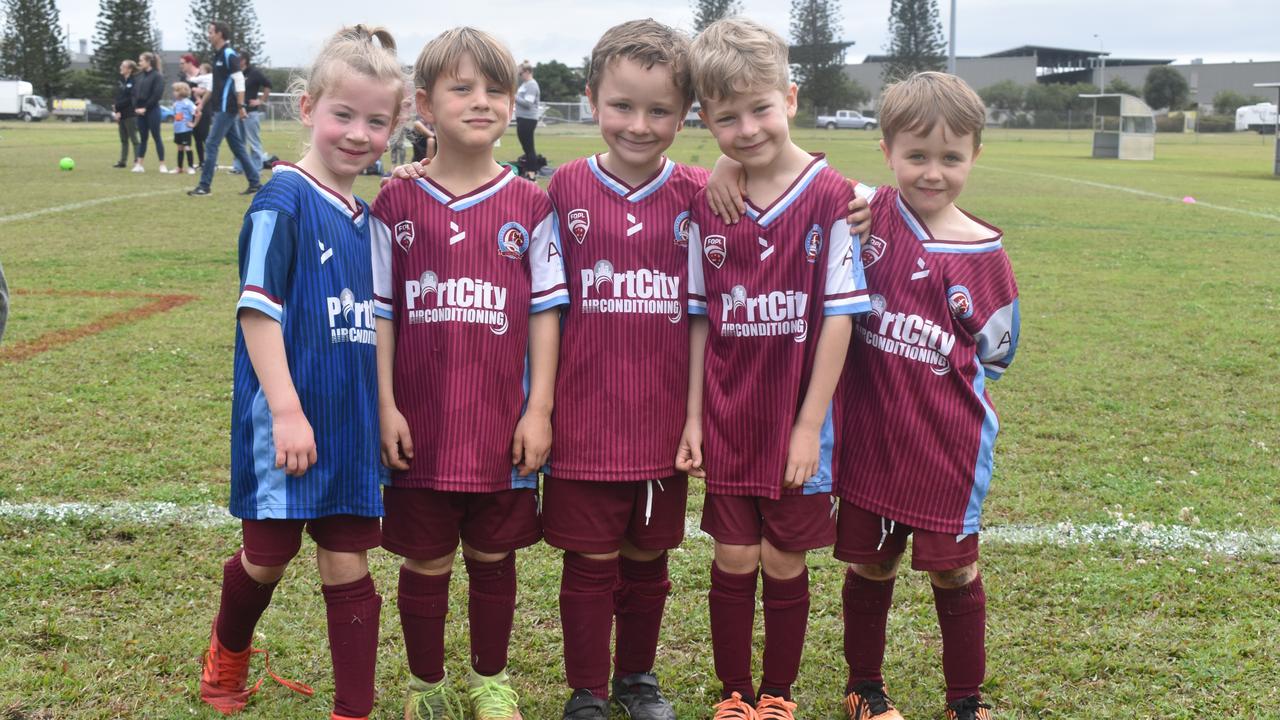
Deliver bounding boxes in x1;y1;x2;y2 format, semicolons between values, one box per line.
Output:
0;188;183;225
2;501;1277;557
979;164;1280;223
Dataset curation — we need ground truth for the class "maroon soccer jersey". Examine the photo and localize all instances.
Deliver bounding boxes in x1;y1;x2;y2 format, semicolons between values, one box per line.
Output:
688;156;871;499
547;156;709;481
834;185;1020;535
371;169;569;492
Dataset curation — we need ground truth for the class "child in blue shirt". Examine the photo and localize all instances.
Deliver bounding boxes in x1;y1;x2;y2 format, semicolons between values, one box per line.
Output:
171;82;198;174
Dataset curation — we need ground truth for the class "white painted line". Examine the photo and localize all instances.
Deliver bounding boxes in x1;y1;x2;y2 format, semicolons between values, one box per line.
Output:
0;188;183;225
979;164;1280;223
684;516;1280;557
2;501;1277;557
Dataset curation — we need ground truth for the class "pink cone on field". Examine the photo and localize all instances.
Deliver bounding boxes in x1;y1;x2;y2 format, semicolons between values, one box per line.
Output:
1182;196;1197;204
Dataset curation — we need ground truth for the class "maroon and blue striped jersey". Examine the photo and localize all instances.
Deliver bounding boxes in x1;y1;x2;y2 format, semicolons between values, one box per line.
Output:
230;164;385;520
371;169;569;492
547;156;709;481
834;185;1020;534
688;156;871;499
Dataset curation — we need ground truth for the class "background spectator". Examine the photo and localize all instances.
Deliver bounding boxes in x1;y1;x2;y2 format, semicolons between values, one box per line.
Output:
179;54;212;169
132;51;168;173
189;21;260;196
232;52;271;174
112;59;140;169
515;60;540;177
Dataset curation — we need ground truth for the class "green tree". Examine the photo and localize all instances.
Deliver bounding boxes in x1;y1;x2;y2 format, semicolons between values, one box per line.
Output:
186;0;265;64
789;0;856;112
533;59;584;103
62;67;113;104
92;0;156;90
1143;66;1188;111
1211;90;1265;116
979;80;1025;111
882;0;944;82
692;0;743;32
1104;77;1139;96
0;0;70;98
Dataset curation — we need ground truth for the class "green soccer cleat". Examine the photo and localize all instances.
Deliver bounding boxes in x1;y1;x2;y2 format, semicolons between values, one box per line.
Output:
404;673;465;720
467;667;523;720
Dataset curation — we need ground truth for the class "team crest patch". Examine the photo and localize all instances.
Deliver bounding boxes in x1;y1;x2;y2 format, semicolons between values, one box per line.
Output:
395;220;415;252
861;234;887;268
703;234;727;269
497;222;530;260
804;224;822;264
673;211;691;247
947;285;974;319
568;209;590;244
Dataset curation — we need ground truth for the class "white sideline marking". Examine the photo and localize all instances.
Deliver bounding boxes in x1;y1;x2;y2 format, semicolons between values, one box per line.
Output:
979;165;1280;223
2;501;1277;557
684;516;1280;557
0;189;182;225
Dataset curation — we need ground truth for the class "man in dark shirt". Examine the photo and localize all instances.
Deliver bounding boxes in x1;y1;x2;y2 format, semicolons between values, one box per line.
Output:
188;20;261;196
232;53;271;174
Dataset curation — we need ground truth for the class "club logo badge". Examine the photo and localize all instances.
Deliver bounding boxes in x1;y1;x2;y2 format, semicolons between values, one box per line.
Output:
395;220;415;252
703;234;727;269
861;234;886;268
497;222;530;260
673;211;691;247
947;285;973;319
568;209;590;244
804;224;822;264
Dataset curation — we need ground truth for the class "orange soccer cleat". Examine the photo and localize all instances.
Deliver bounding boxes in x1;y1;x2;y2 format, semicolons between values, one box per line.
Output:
754;694;798;720
844;681;905;720
712;692;759;720
198;624;314;714
945;695;993;720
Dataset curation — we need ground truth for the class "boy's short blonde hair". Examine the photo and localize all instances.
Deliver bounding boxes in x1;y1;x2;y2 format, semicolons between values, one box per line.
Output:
879;72;987;150
587;19;694;110
689;17;789;104
172;82;191;99
414;27;516;97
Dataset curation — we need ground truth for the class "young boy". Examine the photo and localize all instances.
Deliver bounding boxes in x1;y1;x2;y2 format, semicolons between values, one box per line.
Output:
834;72;1020;720
370;27;569;720
677;18;872;720
542;19;706;720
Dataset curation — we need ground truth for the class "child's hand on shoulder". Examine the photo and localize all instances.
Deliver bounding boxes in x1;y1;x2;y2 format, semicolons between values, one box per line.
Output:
379;405;414;471
675;417;706;479
381;158;431;188
706;156;747;225
846;187;871;242
273;407;317;476
511;410;551;477
783;422;820;489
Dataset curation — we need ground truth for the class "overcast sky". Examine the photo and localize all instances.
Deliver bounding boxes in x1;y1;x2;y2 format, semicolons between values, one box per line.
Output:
55;0;1279;69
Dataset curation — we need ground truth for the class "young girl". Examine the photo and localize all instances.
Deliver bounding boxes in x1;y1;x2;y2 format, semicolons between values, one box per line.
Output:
171;82;197;174
199;25;406;720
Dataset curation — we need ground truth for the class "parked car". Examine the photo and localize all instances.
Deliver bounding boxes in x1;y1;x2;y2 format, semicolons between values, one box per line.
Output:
816;109;877;130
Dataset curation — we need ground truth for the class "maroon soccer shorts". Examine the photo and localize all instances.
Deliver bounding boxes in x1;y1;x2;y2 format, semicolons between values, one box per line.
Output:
241;515;382;567
381;486;541;561
834;500;980;572
542;475;688;554
700;492;837;552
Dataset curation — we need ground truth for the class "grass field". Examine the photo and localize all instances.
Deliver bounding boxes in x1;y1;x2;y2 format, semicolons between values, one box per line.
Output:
1;120;1278;719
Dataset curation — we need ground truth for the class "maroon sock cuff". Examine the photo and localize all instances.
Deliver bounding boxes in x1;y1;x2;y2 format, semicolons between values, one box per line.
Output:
762;569;808;606
464;552;517;591
564;552;620;587
619;553;668;583
711;563;759;596
397;566;451;617
932;574;986;614
322;573;377;603
844;568;896;610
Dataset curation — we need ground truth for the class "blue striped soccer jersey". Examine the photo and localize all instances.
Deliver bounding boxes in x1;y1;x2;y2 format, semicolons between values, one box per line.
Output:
230;163;386;520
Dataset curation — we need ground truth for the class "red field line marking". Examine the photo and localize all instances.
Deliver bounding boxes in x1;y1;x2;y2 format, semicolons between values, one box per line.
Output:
0;289;198;362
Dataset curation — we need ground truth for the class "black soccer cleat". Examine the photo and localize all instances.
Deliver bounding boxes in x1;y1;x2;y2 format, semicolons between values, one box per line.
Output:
240;184;261;196
612;672;676;720
563;689;609;720
188;186;211;196
945;695;993;720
